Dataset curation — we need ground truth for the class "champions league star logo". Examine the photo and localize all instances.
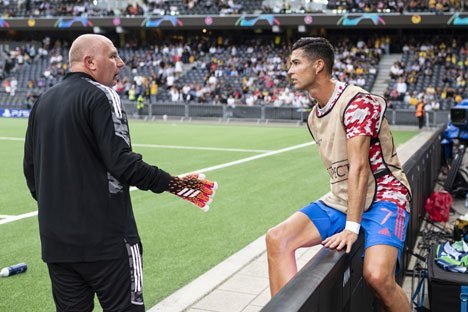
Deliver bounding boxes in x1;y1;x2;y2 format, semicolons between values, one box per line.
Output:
55;17;93;28
235;15;280;27
142;16;183;27
338;14;385;26
448;13;468;26
0;18;10;28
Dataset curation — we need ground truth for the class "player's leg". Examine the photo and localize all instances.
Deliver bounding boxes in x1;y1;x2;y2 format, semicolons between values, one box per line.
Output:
363;245;410;312
266;201;344;296
46;262;95;312
86;242;145;312
361;201;411;312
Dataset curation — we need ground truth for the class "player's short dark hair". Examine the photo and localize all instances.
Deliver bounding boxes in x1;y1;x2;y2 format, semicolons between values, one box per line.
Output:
292;37;334;74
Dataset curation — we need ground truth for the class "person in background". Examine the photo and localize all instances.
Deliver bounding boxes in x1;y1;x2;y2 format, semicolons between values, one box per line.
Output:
136;93;145;117
416;96;425;129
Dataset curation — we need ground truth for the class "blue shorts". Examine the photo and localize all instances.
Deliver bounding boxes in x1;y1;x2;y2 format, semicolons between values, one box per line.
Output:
299;200;409;270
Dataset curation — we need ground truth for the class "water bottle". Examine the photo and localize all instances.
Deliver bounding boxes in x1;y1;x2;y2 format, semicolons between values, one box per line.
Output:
0;263;27;277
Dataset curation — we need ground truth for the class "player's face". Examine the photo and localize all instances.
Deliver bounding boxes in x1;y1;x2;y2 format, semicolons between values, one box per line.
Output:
288;48;317;91
93;40;125;87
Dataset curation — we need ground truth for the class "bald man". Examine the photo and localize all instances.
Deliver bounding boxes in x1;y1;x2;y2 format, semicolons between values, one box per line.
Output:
24;34;216;312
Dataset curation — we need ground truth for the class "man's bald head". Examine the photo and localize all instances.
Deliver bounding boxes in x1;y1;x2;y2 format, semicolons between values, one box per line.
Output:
68;34;124;87
69;34;112;69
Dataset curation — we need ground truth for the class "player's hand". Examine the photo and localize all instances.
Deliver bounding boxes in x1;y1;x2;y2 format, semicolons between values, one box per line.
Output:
167;173;218;212
322;230;358;254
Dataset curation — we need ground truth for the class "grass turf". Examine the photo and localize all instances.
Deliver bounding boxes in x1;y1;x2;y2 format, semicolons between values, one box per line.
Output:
0;117;417;311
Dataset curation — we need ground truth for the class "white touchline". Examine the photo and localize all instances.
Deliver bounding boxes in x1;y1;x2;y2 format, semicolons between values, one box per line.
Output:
0;137;271;153
0;211;40;225
129;141;315;191
133;143;272;153
0;136;25;141
1;141;315;225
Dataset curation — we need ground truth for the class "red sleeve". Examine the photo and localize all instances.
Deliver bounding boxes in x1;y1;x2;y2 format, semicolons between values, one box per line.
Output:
344;94;382;140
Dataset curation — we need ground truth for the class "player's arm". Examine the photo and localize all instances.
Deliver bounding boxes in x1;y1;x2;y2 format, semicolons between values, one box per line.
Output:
90;92;217;211
323;94;381;253
89;93;171;192
322;136;370;253
345;135;370;227
23;100;39;200
344;135;370;243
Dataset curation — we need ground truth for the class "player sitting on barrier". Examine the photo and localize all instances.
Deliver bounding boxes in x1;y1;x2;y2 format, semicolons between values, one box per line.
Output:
266;37;412;312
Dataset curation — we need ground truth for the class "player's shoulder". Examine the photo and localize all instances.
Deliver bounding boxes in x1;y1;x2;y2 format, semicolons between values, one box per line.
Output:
349;92;382;109
82;78;119;104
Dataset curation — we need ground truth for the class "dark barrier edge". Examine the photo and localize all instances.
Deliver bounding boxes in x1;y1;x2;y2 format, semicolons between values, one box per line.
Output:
262;246;347;312
402;128;444;175
401;127;444;280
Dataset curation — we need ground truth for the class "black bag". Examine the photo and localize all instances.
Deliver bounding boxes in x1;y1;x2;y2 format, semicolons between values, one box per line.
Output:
428;245;468;312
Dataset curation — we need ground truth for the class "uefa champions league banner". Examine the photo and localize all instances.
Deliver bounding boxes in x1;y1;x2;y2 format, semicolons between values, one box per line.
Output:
0;13;466;30
0;108;30;118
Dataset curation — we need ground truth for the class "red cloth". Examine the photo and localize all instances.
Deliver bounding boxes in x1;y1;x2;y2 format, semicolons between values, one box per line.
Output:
425;191;452;222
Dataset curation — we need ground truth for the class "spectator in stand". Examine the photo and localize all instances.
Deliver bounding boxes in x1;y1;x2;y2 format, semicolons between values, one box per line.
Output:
426;85;436;101
9;76;17;96
169;85;181;102
395;78;407;100
2;77;11;95
454;88;465;104
114;80;125;95
183;0;198;10
408;91;419;106
128;84;136;101
126;3;143;15
150;80;158;103
25;91;39;109
245;93;256;106
389;88;400;102
174;59;183;77
456;72;466;88
181;84;191;102
390;62;404;79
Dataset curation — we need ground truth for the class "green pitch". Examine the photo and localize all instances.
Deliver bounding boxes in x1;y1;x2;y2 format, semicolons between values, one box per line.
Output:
0;118;417;311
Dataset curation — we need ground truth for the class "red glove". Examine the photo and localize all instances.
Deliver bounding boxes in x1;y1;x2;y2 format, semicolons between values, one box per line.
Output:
167;173;217;212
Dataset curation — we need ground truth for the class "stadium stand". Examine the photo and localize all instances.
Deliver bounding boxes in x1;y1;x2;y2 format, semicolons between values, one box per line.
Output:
384;37;467;110
1;35;466;115
0;0;111;17
0;0;465;17
0;1;465;116
325;0;464;13
0;0;263;17
0;35;385;108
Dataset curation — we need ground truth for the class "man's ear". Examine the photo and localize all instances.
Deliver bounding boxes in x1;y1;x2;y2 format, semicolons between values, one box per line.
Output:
315;59;325;75
84;55;95;71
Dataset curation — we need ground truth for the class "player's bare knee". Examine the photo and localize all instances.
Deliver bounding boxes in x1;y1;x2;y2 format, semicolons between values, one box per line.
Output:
363;267;393;295
266;225;289;255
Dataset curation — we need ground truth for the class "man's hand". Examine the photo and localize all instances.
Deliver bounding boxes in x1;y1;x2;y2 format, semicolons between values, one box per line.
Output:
322;230;358;254
167;173;217;212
